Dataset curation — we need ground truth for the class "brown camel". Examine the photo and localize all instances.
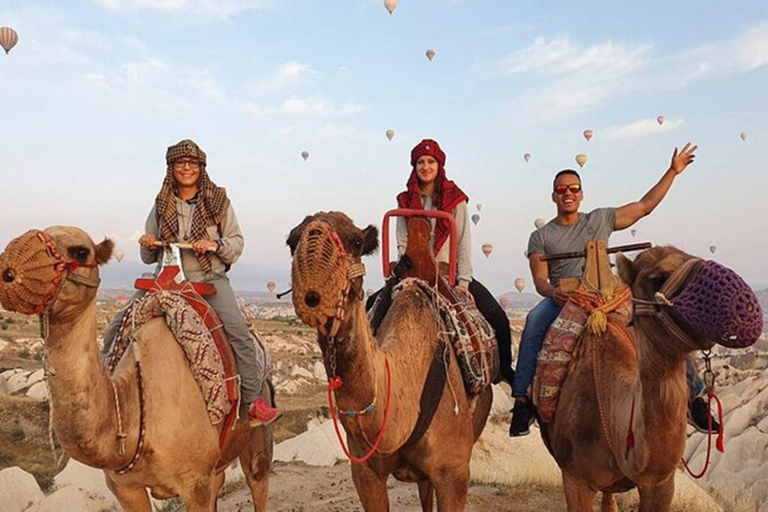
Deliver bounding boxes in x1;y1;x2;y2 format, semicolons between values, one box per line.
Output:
287;212;493;512
0;227;272;512
541;246;762;511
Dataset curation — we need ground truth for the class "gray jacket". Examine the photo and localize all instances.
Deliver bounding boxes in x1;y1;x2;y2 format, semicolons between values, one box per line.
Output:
140;197;244;283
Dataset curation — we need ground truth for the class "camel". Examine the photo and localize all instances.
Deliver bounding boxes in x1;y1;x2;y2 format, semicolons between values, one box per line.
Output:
0;227;273;512
286;211;493;511
540;245;762;511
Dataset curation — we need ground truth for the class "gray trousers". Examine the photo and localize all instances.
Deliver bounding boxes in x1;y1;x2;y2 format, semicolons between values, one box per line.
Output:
101;277;267;405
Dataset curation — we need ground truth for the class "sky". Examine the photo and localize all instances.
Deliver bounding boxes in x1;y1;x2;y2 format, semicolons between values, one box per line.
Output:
1;0;767;295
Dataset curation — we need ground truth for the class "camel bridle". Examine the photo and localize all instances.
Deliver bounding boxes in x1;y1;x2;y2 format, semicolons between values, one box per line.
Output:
631;257;705;352
0;229;100;320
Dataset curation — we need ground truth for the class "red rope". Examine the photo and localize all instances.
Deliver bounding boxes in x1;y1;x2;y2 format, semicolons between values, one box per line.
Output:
681;390;725;479
329;358;392;464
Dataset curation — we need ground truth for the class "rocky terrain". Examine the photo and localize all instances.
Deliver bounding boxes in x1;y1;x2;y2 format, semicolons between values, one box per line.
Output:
0;293;766;511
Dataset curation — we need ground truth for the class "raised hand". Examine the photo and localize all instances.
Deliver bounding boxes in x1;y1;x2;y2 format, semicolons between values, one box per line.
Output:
670;142;698;175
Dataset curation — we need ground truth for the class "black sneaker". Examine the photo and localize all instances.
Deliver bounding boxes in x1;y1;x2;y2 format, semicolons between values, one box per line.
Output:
689;396;721;434
509;399;534;437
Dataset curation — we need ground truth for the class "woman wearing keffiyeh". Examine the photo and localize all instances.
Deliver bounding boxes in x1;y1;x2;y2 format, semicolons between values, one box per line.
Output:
395;139;515;385
102;139;278;426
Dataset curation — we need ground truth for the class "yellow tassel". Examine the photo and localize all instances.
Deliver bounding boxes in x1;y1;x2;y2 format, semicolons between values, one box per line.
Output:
586;310;608;335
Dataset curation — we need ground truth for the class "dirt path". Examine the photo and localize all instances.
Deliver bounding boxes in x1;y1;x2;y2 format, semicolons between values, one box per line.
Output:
201;461;568;512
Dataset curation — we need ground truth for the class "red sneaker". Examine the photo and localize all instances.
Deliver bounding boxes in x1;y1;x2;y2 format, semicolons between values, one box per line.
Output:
248;397;279;427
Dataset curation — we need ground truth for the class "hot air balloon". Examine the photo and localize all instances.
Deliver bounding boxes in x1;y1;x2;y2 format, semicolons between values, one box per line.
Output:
523;250;529;258
583;129;593;142
301;150;309;161
471;214;480;226
709;245;716;254
499;296;511;309
524;153;531;163
481;243;493;258
386;129;395;141
366;288;375;297
0;27;18;55
534;218;546;229
630;229;637;237
426;49;436;61
740;132;748;142
575;154;588;168
656;115;665;126
514;278;526;293
476;203;482;212
266;281;276;293
384;0;397;14
114;249;124;263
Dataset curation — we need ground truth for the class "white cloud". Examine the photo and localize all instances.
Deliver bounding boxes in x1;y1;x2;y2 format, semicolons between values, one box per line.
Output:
256;62;319;94
492;24;768;122
281;97;366;116
601;118;685;142
94;0;269;19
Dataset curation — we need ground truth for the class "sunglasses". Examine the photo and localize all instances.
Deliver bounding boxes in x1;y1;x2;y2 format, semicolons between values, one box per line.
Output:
554;183;582;195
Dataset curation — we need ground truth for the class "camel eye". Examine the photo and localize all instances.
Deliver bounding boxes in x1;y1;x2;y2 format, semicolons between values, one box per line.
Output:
351;238;363;253
647;275;666;289
68;246;90;264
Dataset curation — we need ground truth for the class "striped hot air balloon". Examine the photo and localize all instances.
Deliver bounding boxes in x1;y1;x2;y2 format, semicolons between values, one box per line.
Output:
0;27;19;55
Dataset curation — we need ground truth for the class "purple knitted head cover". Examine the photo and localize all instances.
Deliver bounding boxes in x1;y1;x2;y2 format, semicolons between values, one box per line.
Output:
671;260;763;348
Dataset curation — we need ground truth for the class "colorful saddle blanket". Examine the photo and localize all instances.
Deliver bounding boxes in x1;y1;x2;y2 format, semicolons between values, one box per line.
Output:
392;278;499;396
107;289;233;425
532;286;632;422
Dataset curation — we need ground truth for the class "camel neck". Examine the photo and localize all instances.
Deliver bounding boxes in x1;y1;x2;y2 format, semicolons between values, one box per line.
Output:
325;301;380;412
46;300;123;468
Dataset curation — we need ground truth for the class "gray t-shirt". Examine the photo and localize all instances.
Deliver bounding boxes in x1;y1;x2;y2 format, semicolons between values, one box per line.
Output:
527;208;616;287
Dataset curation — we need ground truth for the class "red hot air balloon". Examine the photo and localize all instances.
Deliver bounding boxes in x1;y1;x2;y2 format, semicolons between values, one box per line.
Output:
481;243;493;258
266;281;276;293
0;27;18;55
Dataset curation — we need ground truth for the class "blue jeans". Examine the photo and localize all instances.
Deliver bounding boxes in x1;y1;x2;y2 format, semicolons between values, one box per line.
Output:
687;359;704;400
512;298;562;396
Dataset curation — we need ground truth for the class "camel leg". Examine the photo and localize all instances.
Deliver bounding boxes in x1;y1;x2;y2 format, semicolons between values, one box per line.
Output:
105;476;152;512
179;476;217;512
211;471;225;512
417;479;434;511
637;476;675;512
562;471;596;512
350;463;390;512
600;491;618;512
433;469;469;511
240;448;271;511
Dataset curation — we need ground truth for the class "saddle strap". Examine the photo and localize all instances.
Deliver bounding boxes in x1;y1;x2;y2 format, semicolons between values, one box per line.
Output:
402;341;448;449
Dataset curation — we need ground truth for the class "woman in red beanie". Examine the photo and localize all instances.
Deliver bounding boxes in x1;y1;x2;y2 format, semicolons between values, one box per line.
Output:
394;138;514;384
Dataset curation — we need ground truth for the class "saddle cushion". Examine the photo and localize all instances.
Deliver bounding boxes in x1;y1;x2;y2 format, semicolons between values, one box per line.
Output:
393;278;498;396
107;289;232;424
533;288;632;423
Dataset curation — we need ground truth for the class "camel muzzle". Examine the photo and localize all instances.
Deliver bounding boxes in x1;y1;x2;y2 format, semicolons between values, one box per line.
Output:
0;230;68;315
670;260;762;348
291;221;351;332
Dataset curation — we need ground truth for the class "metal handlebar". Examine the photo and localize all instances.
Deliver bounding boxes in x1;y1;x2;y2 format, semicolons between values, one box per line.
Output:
540;242;652;262
149;241;194;250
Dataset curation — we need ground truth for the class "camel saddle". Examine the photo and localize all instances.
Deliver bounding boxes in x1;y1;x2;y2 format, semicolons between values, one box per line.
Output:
395;217;499;394
109;267;243;448
532;240;632;423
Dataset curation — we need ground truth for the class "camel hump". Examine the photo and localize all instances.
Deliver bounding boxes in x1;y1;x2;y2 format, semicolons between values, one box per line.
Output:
108;289;238;426
393;278;499;395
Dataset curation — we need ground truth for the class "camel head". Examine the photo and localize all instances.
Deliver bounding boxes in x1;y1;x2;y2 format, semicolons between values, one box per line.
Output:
617;246;762;351
0;227;113;322
286;212;378;336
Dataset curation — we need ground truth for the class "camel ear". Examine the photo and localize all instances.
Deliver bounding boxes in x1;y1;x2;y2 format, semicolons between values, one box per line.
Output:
95;238;115;265
362;225;379;256
616;252;637;286
286;215;314;256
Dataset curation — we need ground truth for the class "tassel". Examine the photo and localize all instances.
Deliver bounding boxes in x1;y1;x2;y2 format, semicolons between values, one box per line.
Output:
712;391;725;453
586;310;607;335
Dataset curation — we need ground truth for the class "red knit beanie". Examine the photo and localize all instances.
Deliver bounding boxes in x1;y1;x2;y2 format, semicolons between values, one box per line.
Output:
410;139;446;167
